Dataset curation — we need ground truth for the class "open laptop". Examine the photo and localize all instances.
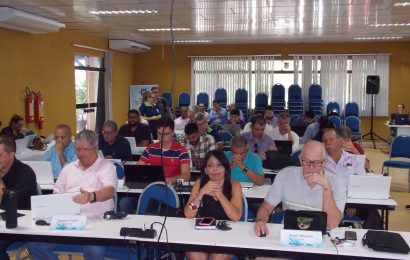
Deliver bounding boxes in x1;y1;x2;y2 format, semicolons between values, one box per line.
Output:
284;210;327;235
123;165;165;189
223;124;241;136
124;136;146;155
274;140;293;156
347;175;391;200
31;192;81;220
393;114;410;125
23;161;54;185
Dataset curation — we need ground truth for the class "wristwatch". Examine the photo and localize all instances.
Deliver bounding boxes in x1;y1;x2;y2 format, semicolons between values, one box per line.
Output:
90;192;97;204
242;167;249;174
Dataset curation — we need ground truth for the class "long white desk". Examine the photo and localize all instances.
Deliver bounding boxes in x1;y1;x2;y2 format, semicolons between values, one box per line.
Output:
386;124;410;136
1;210;409;259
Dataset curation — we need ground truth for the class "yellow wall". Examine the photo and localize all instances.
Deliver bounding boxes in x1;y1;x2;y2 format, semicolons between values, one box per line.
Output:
133;42;410;139
0;28;133;135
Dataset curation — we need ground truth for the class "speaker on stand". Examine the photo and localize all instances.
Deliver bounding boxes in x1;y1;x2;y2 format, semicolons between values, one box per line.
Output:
362;75;388;149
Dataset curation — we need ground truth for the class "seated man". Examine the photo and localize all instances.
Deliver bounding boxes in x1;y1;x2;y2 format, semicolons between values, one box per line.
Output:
264;106;277;127
241;115;276;160
0;114;25;140
187;105;199;123
242;110;273;134
301;110;319;144
177;123;215;170
99;120;132;161
225;135;264;186
227;103;245;121
41;124;77;179
338;126;370;171
225;108;246;129
118;109;152;147
194;112;218;141
197;102;209;122
174;106;190;131
270;112;300;153
28;130;117;260
254;141;346;237
0;137;37;260
323;128;381;229
209;100;227;124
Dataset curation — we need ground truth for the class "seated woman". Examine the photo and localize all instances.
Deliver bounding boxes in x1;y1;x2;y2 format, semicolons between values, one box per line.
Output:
184;150;243;260
139;90;161;139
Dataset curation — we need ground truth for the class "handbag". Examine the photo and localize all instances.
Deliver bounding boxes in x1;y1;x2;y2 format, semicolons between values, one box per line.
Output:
362;230;409;254
31;137;47;151
145;198;183;217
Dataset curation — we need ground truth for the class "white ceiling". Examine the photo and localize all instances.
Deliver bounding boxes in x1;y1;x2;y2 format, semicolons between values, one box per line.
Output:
0;0;409;45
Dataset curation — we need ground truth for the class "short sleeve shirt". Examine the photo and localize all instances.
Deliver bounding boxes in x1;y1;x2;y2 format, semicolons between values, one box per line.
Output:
98;135;132;161
118;123;152;145
241;131;276;153
41;141;77;178
325;150;366;184
225;151;264;183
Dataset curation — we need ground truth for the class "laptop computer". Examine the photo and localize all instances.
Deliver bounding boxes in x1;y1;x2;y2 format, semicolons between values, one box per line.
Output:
15;137;29;154
123;164;165;189
393;114;410;125
124;136;146;155
223;124;241;136
274;140;293;156
283;210;327;235
347;175;391;200
31;192;81;220
23;161;54;185
25;134;36;148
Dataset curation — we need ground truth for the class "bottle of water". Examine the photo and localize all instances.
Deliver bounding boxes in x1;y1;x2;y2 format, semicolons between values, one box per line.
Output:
4;189;17;228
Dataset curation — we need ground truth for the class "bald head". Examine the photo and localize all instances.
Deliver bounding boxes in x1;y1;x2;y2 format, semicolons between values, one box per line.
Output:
301;140;326;160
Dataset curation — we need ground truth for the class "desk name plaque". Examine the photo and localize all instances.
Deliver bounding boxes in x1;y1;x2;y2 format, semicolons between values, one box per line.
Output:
280;229;323;248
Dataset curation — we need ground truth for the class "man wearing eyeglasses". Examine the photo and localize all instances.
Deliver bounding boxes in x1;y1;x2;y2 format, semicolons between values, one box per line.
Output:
254;141;346;236
118;109;152;147
98;120;132;161
41;124;77;179
270;112;300;153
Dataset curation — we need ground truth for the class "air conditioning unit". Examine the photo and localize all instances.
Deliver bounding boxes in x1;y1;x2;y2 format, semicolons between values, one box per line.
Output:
109;39;151;53
0;7;65;34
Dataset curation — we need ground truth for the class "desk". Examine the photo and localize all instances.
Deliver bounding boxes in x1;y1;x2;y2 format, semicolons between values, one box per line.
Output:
1;210;409;259
386;124;410;136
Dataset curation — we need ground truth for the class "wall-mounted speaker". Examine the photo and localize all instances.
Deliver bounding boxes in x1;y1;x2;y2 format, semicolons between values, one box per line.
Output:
366;75;380;94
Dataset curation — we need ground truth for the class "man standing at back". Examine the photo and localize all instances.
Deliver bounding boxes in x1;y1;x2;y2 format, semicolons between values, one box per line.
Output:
0;137;37;260
99;120;132;161
118;109;152;147
41;124;77;179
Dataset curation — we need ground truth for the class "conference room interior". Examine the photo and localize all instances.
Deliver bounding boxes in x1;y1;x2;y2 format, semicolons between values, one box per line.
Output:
1;1;410;259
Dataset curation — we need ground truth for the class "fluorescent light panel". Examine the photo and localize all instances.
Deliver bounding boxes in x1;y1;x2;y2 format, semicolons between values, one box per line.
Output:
89;10;158;15
138;28;190;32
174;40;213;43
353;36;403;40
370;23;410;27
394;2;410;6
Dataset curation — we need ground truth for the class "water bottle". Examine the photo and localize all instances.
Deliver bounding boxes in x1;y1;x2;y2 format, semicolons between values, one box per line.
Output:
4;189;17;228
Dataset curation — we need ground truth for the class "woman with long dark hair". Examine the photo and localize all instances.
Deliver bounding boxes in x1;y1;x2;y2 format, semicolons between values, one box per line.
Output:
184;150;242;260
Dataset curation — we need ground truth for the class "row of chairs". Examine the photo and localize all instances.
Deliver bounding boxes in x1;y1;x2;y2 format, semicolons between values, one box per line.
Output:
328;115;362;141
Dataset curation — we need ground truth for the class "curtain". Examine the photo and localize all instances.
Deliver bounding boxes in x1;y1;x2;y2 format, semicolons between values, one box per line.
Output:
300;56;313;108
320;55;348;109
253;56;275;108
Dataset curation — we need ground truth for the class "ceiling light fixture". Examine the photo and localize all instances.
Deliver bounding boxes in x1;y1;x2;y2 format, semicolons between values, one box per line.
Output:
394;2;410;6
138;28;190;32
353;36;403;40
174;40;213;43
370;23;410;27
89;10;158;15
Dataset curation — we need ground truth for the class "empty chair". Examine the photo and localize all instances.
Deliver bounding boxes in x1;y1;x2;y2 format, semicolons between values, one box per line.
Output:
161;91;172;108
345;101;359;117
137;181;180;215
326;101;341;117
255;93;268;111
215;88;227;107
345;116;362;142
178;92;190;107
308;84;323;115
271;84;286;114
381;135;410;180
328;115;342;128
235;89;248;121
288;84;303;116
196;92;209;108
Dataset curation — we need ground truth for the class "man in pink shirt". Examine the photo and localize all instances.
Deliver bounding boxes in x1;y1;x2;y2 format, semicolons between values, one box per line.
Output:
28;130;117;260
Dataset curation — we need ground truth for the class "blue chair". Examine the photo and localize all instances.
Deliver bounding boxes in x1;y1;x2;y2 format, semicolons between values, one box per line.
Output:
328;115;342;128
196;92;209;108
255;93;268;111
381;136;410;180
240;195;248;222
112;161;124;179
345;101;359;117
136;181;180;215
326;101;341;117
178;92;190;107
288;84;303;116
215;88;227;108
308;84;323;115
271;84;286;114
291;149;302;163
161;91;172;108
6;242;27;260
342;214;364;228
235;89;248;120
216;130;233;148
345;116;362;142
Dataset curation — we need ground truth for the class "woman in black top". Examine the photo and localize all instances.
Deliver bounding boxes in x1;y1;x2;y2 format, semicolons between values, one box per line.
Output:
184;150;242;260
0;114;25;140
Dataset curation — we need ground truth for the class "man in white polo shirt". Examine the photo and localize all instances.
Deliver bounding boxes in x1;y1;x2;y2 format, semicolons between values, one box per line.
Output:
254;141;346;236
270;112;300;153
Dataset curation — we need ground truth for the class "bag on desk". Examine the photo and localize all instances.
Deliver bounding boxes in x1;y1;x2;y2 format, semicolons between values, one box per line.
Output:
262;151;299;170
145;198;183;217
363;230;409;254
32;137;47;151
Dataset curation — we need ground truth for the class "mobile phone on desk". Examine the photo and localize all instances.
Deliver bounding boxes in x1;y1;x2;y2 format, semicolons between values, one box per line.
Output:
199;217;216;226
345;230;357;241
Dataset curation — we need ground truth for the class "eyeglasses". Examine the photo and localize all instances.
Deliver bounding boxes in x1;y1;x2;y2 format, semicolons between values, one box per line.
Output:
254;143;258;153
301;159;325;167
75;147;95;153
102;131;115;135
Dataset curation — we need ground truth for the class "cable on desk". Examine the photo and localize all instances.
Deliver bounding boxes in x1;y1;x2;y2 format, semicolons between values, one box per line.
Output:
151;221;173;259
326;232;340;260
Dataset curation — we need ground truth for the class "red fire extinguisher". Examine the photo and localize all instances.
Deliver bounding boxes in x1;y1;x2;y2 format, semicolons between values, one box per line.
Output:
34;91;45;129
25;87;35;123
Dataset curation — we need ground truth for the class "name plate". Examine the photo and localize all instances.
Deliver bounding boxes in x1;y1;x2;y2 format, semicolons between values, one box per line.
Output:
280;229;323;248
50;215;86;231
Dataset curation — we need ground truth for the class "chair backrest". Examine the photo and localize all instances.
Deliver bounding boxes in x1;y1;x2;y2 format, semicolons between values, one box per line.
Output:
235;88;248;105
390;135;410;159
345;116;360;132
240;194;248;222
255;93;268;109
288;84;302;100
161;92;172;108
196;92;209;108
328;115;342;128
215;88;227;107
216;130;233;143
210;123;224;133
112;161;125;179
345;101;359;117
136;181;180;215
326;101;341;116
272;84;285;101
178;92;190;107
291;149;302;163
309;84;322;100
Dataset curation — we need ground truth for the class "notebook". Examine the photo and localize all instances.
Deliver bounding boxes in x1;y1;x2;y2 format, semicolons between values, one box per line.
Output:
283;210;327;235
274;140;293;156
123;164;165;189
124;136;146;155
23;161;54;185
393;114;410;125
31;192;81;220
223;124;241;136
347;175;391;200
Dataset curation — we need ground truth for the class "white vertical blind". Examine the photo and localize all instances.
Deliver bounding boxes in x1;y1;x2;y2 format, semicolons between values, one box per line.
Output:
320;55;348;109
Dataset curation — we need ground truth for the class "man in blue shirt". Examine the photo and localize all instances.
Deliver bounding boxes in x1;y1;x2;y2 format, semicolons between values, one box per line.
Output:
209;100;227;124
41;124;77;179
225;135;264;185
98;120;132;161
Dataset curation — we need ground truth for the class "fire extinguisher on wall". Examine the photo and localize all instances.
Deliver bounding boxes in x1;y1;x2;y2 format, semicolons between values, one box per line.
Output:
25;87;35;123
34;91;45;129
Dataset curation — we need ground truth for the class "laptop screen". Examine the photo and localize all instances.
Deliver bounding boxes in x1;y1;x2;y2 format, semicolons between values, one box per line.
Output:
283;210;327;235
274;140;292;156
123;165;165;184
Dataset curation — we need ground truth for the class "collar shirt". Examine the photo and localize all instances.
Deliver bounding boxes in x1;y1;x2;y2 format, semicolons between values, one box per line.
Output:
41;141;77;179
301;122;319;144
325;149;366;184
174;116;191;131
270;127;300;152
241;123;273;135
241;131;276;153
209;107;227;124
178;134;216;167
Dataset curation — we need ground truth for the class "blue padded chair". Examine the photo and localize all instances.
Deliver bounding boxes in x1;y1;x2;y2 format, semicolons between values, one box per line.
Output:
381;136;410;180
255;93;268;111
178;92;190;107
235;89;248;120
342;214;364;228
216;130;233;148
326;101;341;117
196;92;209;108
136;181;180;215
271;84;286;114
288;84;303;116
328;115;342;128
215;88;227;108
240;195;248;222
291;149;302;163
308;84;323;115
161;91;172;108
112;161;124;180
345;101;359;117
345;116;362;142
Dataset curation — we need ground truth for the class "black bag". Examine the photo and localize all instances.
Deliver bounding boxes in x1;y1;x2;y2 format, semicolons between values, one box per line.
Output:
363;230;409;254
262;150;299;170
145;198;183;217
